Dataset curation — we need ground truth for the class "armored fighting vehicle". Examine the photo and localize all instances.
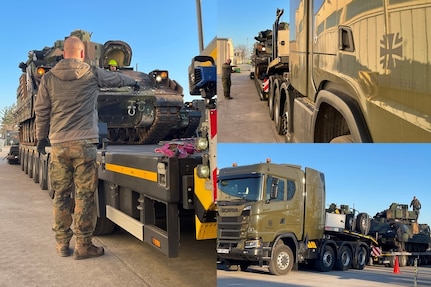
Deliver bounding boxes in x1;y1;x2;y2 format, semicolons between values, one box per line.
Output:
16;30;200;145
370;203;431;253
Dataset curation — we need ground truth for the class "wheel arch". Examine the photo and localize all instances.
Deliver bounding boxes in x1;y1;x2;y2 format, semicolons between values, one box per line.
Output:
313;88;372;143
272;233;299;264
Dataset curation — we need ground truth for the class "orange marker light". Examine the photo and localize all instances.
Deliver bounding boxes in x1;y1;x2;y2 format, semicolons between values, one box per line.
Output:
37;67;45;76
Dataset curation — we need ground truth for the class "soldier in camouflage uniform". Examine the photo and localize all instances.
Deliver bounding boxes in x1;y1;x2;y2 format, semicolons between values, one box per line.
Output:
410;196;422;220
35;36;139;259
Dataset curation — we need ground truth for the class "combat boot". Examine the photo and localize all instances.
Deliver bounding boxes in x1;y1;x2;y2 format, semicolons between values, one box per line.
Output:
73;243;104;260
56;242;70;257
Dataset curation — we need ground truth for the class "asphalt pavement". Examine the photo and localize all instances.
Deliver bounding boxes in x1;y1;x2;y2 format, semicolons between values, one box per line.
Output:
217;71;284;143
0;148;216;287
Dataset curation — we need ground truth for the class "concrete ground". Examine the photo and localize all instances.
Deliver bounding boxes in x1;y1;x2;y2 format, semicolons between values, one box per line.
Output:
0;148;216;287
217;72;284;143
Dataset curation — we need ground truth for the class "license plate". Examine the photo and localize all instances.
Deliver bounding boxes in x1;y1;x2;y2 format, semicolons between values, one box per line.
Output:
217;248;230;254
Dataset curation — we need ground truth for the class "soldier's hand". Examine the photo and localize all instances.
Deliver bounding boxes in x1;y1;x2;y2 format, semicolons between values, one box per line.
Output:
37;138;49;155
133;81;140;91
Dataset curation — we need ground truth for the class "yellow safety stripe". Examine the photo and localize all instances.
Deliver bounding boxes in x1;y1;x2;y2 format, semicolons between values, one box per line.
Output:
105;163;157;182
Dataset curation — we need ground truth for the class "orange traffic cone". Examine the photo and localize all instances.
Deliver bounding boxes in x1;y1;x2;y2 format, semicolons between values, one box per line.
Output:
393;256;401;274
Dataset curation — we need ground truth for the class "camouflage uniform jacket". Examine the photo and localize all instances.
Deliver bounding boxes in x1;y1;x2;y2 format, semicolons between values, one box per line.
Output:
35;58;136;144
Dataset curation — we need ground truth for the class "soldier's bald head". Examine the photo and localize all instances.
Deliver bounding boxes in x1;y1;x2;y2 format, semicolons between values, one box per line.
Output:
63;36;85;60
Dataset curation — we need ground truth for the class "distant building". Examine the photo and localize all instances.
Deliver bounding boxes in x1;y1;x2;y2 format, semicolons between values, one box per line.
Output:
199;37;234;75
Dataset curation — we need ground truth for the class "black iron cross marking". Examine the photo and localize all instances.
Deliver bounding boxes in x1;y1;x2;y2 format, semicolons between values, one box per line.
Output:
380;33;403;69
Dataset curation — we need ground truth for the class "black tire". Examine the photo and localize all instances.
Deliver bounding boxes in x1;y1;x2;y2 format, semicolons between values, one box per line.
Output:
268;79;277;120
32;154;39;183
330;135;354;143
20;149;25;171
92;183;116;235
269;243;294;275
282;93;293;142
239;263;250;271
47;158;54;199
23;150;29;174
335;245;352;271
274;87;284;134
39;158;48;190
356;213;370;235
352;245;368;270
316;245;335;272
93;216;116;235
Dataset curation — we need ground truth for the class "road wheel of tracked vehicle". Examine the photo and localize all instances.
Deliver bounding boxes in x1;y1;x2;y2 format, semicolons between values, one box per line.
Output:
335;245;352;271
356;213;370;235
399;255;407;267
316;245;335;272
345;214;355;231
352;245;368;270
269;243;294;275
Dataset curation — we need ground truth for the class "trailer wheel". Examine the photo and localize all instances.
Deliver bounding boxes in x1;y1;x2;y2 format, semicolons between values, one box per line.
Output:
39;158;48;190
355;213;370;235
316;245;335;272
32;154;39;183
93;216;115;235
335;246;352;271
268;79;278;120
239;263;250;271
269;243;294;275
352;245;368;270
28;152;34;178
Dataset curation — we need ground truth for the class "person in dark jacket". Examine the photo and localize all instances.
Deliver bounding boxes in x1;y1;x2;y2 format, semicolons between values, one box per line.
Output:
222;58;233;100
35;36;139;260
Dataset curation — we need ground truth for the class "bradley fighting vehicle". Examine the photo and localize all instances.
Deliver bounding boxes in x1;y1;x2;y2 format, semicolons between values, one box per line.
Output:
16;30;201;145
370;203;431;265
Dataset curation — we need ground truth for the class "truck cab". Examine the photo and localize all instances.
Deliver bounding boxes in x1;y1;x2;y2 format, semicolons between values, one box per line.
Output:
217;162;375;275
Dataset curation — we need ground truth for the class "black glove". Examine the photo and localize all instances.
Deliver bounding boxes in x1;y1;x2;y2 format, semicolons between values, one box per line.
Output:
37;138;49;155
133;81;140;91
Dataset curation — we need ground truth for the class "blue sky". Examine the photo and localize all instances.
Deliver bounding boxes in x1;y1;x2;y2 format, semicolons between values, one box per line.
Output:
218;144;431;225
218;0;289;47
0;0;216;112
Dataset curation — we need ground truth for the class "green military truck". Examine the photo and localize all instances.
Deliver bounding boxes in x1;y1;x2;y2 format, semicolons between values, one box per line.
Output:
216;161;377;275
265;0;431;142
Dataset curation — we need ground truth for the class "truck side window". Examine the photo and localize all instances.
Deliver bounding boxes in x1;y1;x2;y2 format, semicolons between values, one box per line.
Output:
266;176;285;201
287;180;296;200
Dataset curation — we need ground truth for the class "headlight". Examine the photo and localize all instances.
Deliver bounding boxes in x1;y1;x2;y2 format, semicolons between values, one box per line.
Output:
197;164;210;178
244;239;261;249
155;75;163;82
195;137;208;151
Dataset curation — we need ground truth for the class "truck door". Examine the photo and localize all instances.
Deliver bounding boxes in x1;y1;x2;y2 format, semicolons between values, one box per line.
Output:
260;170;304;240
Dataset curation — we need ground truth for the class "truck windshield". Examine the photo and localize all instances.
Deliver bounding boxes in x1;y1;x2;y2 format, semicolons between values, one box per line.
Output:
218;175;262;201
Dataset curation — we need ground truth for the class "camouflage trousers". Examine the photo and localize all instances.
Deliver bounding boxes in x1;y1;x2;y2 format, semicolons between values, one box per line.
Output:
50;139;98;245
